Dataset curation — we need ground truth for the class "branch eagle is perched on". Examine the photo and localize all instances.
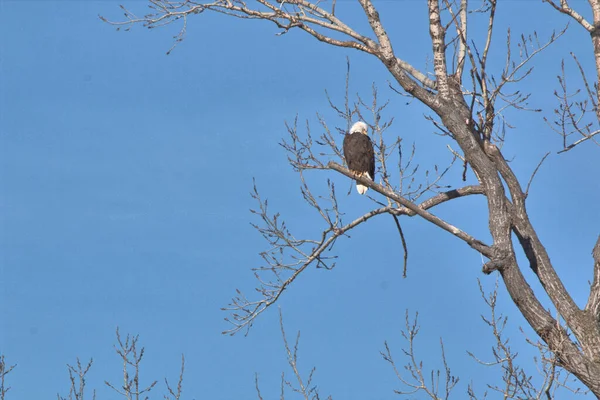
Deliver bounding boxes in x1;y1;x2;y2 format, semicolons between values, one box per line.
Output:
343;121;375;194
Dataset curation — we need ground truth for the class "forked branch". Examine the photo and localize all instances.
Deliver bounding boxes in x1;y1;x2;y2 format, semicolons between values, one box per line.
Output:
328;162;491;257
105;328;158;399
543;0;593;31
57;358;96;400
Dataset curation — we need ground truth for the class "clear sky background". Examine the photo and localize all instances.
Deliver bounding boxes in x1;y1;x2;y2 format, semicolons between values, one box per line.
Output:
1;0;599;399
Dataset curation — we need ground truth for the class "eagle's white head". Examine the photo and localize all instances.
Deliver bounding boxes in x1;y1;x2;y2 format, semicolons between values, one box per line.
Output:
350;121;369;135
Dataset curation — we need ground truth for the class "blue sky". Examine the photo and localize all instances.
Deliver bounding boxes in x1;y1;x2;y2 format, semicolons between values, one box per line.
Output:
1;0;599;398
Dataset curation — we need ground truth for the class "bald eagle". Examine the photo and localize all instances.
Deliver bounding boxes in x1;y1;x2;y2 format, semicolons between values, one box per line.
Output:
343;121;375;195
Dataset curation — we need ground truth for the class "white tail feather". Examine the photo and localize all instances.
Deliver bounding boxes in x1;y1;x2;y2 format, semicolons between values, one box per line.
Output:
356;184;368;194
356;172;372;195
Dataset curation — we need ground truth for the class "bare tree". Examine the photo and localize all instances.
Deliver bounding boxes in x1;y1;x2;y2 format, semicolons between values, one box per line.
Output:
256;310;332;400
52;329;185;400
381;312;459;399
102;0;600;396
57;358;96;400
0;355;16;400
105;328;159;400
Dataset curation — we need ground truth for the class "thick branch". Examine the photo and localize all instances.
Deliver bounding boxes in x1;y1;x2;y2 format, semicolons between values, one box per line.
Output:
356;0;435;89
425;85;600;390
591;1;600;122
585;235;600;320
428;0;450;98
496;263;600;394
543;0;593;31
444;0;468;79
358;0;393;56
457;0;467;78
557;130;600;153
392;185;484;216
484;141;600;363
486;143;600;361
511;220;600;358
328;161;492;257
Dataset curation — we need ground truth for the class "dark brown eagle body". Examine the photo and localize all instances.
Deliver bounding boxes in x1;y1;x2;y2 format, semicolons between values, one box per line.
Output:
343;121;375;194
